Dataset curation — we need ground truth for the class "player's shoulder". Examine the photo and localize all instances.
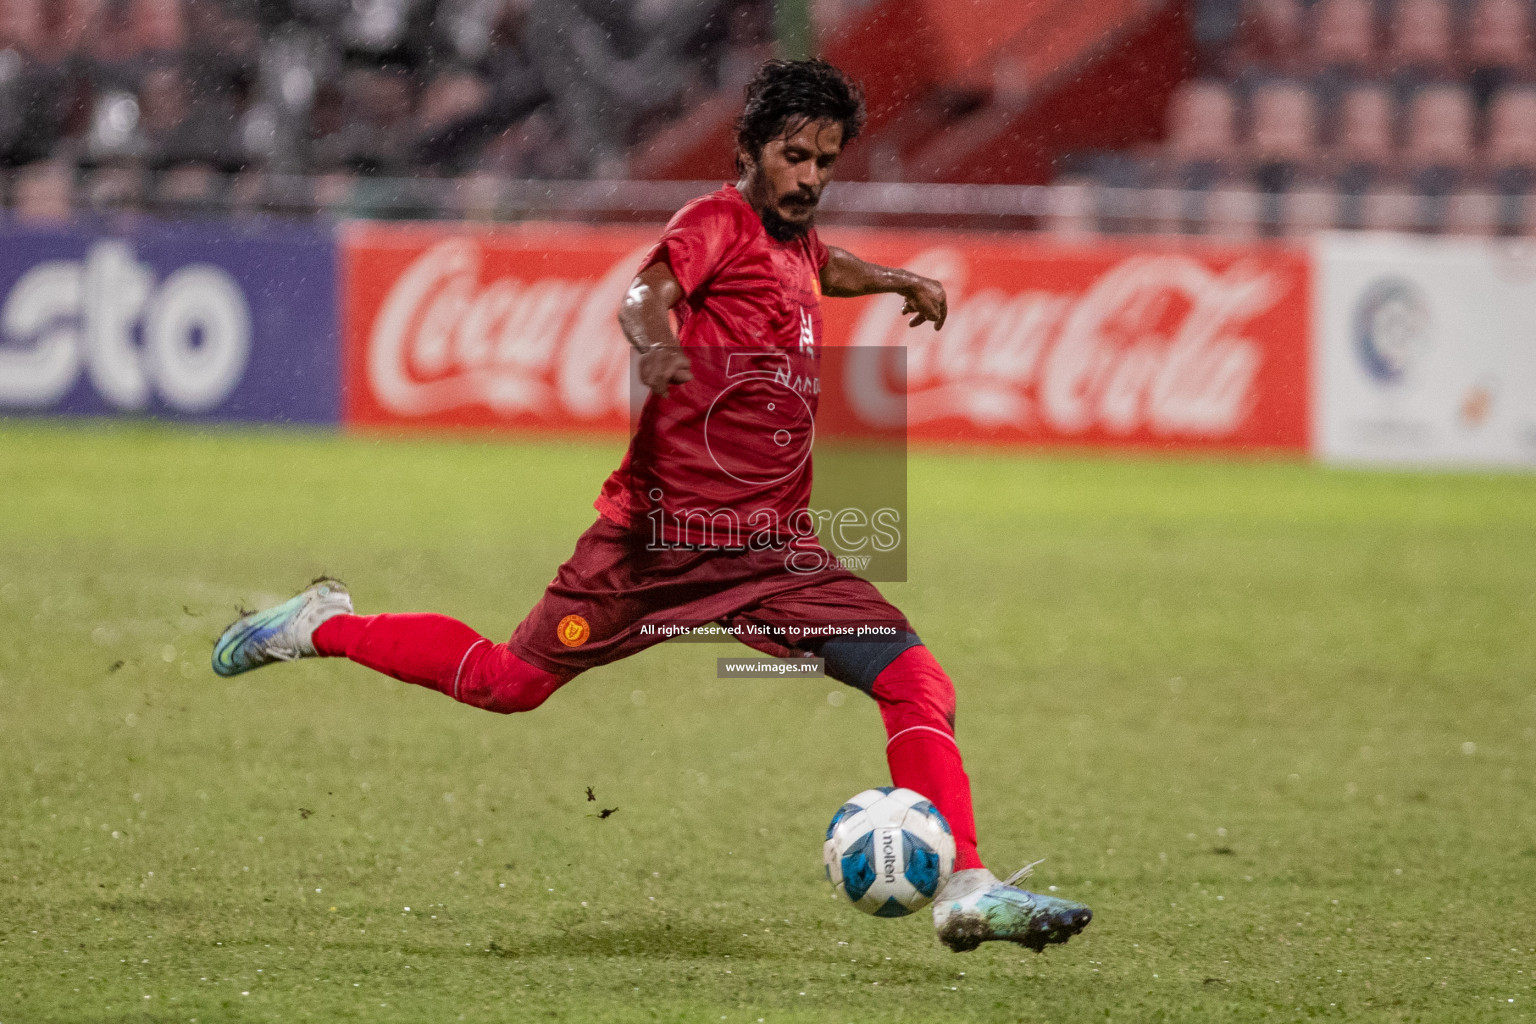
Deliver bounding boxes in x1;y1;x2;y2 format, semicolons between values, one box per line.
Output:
667;186;757;235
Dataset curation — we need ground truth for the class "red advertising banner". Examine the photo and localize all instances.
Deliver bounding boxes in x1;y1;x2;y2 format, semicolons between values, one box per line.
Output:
342;222;1310;451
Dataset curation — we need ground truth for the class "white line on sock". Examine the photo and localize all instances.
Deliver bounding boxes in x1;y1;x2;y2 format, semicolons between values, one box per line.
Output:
452;639;490;701
885;724;959;750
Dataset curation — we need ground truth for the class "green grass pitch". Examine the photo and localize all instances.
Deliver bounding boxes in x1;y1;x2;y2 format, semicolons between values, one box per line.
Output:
3;421;1535;1023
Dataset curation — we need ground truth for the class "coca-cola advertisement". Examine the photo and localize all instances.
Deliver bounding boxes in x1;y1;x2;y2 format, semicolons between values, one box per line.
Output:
342;221;650;434
822;231;1311;451
342;223;1311;451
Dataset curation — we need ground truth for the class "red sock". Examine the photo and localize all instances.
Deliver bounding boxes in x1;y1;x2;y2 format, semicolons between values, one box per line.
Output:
871;646;984;871
313;613;568;713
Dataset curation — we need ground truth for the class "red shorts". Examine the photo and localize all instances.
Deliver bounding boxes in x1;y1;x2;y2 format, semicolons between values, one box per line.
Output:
508;516;912;677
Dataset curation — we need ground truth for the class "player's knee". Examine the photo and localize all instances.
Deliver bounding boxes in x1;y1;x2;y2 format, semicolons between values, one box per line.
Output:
457;645;569;714
870;644;957;733
819;631;924;694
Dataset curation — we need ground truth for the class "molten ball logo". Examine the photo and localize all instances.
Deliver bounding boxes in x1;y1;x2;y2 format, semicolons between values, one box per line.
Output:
557;614;591;648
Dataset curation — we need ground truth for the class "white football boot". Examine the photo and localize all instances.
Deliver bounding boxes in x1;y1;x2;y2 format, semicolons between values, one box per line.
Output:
933;862;1093;952
211;578;353;677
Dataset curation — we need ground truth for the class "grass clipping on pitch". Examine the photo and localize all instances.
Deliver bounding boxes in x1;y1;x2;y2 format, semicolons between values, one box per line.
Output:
2;422;1534;1023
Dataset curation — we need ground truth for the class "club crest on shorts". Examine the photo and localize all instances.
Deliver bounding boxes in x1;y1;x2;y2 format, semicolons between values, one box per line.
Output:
557;614;591;647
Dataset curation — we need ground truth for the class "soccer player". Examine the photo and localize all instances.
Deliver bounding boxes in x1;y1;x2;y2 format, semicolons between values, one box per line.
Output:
213;59;1091;953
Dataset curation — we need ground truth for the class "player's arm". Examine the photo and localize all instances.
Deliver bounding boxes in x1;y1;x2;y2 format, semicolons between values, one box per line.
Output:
618;262;694;398
820;245;947;330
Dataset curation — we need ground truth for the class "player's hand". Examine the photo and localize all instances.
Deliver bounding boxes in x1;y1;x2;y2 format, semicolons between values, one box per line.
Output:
639;343;693;398
900;276;947;330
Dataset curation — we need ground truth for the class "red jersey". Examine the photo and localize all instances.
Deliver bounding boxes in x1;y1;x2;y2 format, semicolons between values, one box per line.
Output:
595;185;828;550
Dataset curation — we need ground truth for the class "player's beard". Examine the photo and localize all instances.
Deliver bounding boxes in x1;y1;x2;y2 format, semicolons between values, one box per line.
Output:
761;197;816;241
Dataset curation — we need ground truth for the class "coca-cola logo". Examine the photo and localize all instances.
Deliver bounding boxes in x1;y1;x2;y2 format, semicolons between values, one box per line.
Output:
846;249;1287;437
365;238;643;420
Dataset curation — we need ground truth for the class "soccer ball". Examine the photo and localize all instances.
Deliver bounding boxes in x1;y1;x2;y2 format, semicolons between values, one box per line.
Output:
823;787;955;917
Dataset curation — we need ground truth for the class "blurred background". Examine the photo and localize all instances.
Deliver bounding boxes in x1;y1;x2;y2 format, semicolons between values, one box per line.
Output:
1;0;1532;234
3;11;1535;1020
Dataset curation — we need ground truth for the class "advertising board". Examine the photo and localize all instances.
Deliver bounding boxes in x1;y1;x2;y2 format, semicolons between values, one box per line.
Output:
0;221;339;424
821;233;1310;451
1313;233;1536;468
342;221;649;434
343;223;1311;452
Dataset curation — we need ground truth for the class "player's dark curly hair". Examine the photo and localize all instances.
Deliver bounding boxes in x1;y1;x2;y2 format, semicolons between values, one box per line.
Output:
734;59;866;173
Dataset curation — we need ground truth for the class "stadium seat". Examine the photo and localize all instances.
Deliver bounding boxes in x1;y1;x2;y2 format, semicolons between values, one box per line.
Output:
1311;0;1378;73
1358;183;1421;230
84;165;146;214
1483;86;1536;230
1331;82;1396;166
1319;83;1395;227
1165;80;1241;162
229;170;271;216
1467;0;1536;108
12;160;73;221
155;164;218;214
1467;0;1535;70
1398;84;1475;229
1444;190;1501;234
440;171;505;223
131;0;184;55
1250;80;1320;164
1403;83;1475;168
1079;151;1157;234
1486;86;1536;170
1234;0;1307;71
1388;0;1455;70
0;0;46;52
413;71;494;171
1519;191;1536;234
1385;0;1460;102
1204;185;1265;237
1156;79;1244;229
1137;183;1194;236
312;171;357;216
1249;80;1320;223
1280;184;1343;234
53;0;102;55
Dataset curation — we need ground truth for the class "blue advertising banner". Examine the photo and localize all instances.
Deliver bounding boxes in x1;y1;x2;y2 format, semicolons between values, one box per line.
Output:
0;220;338;424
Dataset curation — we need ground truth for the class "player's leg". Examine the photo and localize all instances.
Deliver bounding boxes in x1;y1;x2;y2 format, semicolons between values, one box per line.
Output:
211;517;693;712
728;573;1091;952
851;640;1091;952
210;578;571;713
722;583;984;868
312;612;570;713
849;642;982;870
795;630;985;872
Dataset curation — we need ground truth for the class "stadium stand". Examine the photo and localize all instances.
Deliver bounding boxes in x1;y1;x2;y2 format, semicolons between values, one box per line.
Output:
0;0;775;216
1066;0;1536;234
0;0;1528;234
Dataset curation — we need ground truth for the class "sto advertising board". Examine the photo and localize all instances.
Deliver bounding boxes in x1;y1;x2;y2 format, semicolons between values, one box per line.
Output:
342;222;1311;452
0;221;339;424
